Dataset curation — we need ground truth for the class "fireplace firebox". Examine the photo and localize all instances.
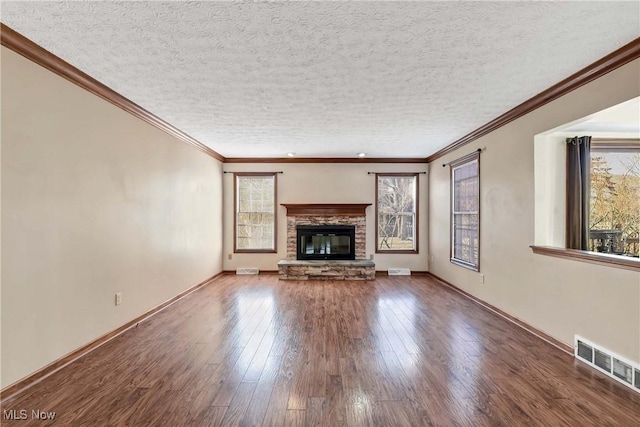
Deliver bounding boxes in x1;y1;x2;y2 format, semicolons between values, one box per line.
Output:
296;225;356;260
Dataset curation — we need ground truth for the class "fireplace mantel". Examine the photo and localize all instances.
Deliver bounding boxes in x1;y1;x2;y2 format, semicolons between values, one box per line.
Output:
281;203;371;217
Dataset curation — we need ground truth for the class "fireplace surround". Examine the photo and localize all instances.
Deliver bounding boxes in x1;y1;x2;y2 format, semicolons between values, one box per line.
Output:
282;203;370;260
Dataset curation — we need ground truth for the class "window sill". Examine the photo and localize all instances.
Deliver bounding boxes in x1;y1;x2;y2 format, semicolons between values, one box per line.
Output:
530;245;640;272
234;249;277;254
375;249;418;254
450;258;479;272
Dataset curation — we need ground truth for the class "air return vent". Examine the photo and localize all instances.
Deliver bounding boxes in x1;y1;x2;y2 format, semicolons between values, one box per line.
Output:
388;268;411;276
575;336;639;393
236;268;259;275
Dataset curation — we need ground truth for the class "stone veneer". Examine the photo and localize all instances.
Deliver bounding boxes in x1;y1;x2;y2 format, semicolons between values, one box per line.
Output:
286;215;366;260
278;260;375;281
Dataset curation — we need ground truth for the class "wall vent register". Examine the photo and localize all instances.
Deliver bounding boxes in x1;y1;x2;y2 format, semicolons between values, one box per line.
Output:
575;335;639;393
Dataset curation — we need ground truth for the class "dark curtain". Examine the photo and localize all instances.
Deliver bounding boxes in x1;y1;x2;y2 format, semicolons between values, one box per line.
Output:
566;136;591;250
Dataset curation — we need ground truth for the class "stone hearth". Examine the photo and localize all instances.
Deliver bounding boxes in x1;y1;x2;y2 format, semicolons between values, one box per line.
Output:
278;260;375;280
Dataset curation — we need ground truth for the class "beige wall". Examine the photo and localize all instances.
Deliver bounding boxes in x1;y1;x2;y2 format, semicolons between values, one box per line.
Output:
429;59;640;363
533;133;567;247
223;162;429;272
1;47;223;388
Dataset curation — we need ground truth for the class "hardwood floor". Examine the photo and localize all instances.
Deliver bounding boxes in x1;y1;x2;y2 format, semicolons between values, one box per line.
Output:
2;274;639;426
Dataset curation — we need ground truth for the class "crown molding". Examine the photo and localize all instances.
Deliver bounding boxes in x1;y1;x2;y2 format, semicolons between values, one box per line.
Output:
6;23;637;165
1;23;225;162
426;37;640;163
225;157;426;163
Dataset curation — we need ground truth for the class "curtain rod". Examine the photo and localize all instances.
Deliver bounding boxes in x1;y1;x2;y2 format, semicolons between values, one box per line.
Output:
223;171;284;174
442;148;483;167
367;171;426;175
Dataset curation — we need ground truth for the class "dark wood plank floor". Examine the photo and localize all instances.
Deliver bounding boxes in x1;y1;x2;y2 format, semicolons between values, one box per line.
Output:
2;275;639;426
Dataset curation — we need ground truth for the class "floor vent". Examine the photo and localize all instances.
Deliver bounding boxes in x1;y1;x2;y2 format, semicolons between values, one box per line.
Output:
575;335;639;393
236;268;260;275
388;268;411;276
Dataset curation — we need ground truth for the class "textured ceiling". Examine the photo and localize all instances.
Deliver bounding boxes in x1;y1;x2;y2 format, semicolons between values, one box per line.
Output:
1;1;639;158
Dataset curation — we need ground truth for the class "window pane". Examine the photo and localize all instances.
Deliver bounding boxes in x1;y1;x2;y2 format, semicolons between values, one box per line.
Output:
236;175;276;250
377;175;417;251
451;155;480;269
453;213;478;266
589;149;640;257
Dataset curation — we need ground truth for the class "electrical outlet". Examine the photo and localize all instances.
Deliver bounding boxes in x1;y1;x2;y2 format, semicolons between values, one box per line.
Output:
479;274;484;284
115;292;122;306
369;254;374;260
228;253;232;260
429;254;434;263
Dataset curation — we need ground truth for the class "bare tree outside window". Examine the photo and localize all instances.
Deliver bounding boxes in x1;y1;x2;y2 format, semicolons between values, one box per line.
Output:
376;174;418;252
235;174;276;252
589;145;640;257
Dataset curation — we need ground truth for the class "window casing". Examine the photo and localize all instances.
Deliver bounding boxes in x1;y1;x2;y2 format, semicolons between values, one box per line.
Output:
450;152;480;270
234;173;277;252
376;174;418;253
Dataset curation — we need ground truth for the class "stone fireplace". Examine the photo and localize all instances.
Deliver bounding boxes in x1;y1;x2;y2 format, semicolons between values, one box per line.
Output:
278;204;375;280
283;203;369;260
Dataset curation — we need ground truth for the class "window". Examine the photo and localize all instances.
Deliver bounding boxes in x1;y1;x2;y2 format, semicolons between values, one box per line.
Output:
589;140;640;257
532;98;640;272
234;173;277;252
450;152;480;270
376;174;418;253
